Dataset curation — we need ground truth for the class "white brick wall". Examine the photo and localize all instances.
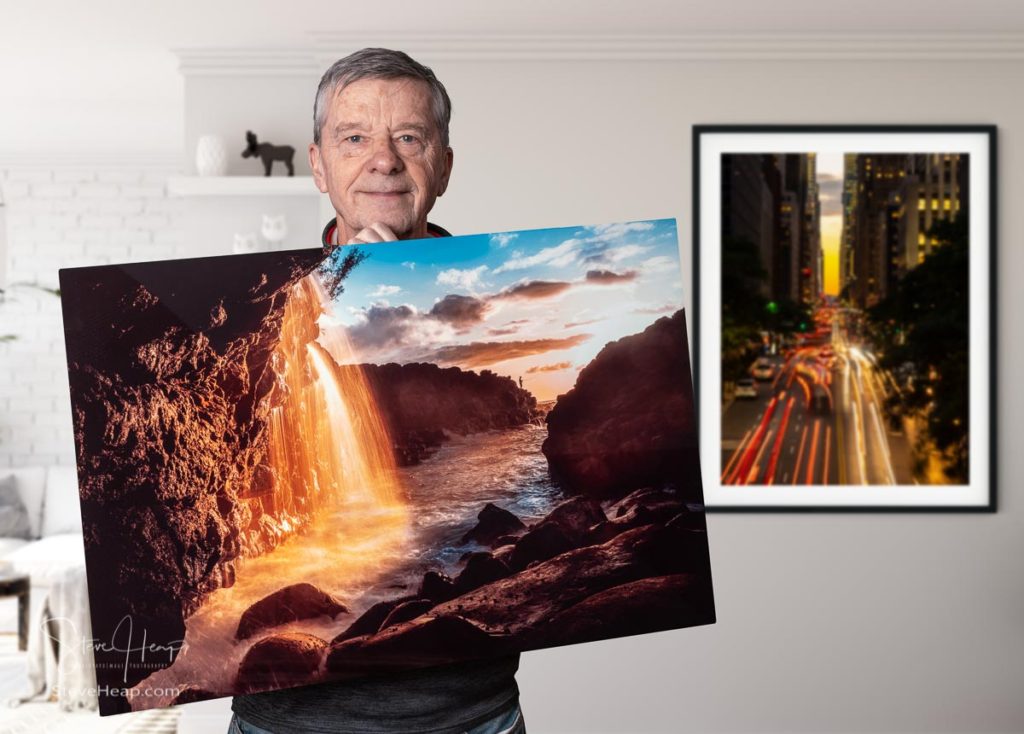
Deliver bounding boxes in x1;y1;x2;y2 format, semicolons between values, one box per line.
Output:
0;162;185;469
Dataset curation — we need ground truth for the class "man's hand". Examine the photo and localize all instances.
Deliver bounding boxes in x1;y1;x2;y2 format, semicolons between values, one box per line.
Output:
345;223;398;245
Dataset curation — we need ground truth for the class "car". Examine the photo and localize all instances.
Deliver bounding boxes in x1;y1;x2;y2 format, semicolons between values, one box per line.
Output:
736;378;758;399
810;385;833;415
752;359;774;381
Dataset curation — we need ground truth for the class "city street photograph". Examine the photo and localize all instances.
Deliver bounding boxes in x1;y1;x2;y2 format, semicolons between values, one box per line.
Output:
694;127;995;509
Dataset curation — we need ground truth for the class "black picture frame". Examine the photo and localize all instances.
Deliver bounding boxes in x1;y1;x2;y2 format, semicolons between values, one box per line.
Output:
692;124;996;512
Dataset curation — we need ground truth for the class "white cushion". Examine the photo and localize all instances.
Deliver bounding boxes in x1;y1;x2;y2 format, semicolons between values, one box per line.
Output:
41;466;82;537
6;533;86;586
0;538;29;557
7;467;46;538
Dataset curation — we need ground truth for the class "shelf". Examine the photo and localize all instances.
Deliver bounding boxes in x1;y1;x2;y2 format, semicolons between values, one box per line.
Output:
168;176;321;197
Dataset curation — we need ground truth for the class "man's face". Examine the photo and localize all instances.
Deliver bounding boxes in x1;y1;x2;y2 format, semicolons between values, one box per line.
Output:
309;76;453;242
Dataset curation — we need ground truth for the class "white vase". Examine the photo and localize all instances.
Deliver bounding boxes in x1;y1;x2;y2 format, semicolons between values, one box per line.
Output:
195;135;228;177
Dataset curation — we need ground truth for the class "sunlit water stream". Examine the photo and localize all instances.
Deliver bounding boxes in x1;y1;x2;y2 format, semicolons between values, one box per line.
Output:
132;424;560;707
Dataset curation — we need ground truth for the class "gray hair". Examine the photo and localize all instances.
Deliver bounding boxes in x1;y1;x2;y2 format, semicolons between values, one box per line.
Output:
313;48;452;148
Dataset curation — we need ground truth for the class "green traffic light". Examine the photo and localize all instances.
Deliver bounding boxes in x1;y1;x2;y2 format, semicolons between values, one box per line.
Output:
766;301;779;315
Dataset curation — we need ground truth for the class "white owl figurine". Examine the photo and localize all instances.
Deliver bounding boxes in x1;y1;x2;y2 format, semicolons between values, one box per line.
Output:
233;232;261;255
261;214;288;247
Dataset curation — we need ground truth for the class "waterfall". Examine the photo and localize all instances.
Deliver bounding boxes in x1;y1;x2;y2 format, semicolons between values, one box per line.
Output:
266;273;404;521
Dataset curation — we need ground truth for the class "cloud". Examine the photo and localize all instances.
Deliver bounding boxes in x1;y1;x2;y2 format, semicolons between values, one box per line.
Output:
487;327;520;336
401;261;416;270
585;269;637;284
633;304;678;315
641;255;678;274
526;361;573;374
564;317;601;329
586;221;655;240
346;304;428;350
817;175;844;217
583;243;653;265
492;280;573;300
369;284;402;297
424;334;592;369
490;232;518;248
429;294;491;328
437;265;488;291
493;239;580;274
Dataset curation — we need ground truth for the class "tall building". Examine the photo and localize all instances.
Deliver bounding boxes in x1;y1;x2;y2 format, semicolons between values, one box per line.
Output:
803;153;821;302
721;154;775;297
839;153;859;299
839;152;966;309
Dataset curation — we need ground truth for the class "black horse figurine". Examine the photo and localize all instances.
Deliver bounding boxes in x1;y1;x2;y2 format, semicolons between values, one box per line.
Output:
242;131;295;176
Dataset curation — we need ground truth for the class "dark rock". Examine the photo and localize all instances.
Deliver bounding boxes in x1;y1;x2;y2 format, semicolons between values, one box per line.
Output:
331;595;419;645
325;615;511;676
60;249;325;706
350;362;541;465
379;599;435;629
525;574;715;648
170;686;220;705
454;552;511;594
542;497;606;544
418;571;458;603
541;309;702;502
236;583;349;640
587;504;656;544
491;534;520;549
607;487;683;518
631;514;712;575
236;632;327;693
431;524;667;640
508;521;576;572
492;545;516;568
460;503;527;546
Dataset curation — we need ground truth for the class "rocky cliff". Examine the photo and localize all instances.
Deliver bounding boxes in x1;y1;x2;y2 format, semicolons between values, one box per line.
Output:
541;309;703;502
350;362;540;465
60;249;324;706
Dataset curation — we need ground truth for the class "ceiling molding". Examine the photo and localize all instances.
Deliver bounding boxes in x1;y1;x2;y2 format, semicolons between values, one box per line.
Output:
173;48;320;76
172;34;1024;74
309;33;1024;62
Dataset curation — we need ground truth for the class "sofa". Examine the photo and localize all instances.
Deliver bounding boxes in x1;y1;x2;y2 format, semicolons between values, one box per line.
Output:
0;465;86;642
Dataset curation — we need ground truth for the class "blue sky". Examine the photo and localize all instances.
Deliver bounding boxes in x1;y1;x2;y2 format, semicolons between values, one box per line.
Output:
318;219;684;401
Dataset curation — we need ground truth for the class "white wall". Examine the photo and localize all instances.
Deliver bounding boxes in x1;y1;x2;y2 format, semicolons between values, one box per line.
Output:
0;162;184;468
1;23;1023;734
435;55;1024;734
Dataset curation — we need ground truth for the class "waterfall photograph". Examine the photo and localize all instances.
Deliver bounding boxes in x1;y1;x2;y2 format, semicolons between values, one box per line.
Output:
59;218;715;715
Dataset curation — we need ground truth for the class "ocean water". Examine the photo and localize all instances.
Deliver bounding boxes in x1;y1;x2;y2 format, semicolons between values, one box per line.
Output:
131;424;561;707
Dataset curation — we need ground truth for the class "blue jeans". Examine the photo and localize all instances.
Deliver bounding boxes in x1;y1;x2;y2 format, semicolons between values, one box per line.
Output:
228;700;526;734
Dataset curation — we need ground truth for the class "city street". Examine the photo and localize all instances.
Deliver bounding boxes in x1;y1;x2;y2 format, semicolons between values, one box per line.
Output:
720;310;914;486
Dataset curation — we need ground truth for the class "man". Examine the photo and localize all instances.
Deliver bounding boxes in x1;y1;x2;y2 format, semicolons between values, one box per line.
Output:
228;48;526;734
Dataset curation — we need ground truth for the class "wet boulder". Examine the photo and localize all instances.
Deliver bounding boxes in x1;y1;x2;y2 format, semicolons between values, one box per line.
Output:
331;595;419;645
587;503;657;545
236;633;327;693
542;496;606;544
325;614;511;676
507;521;577;572
454;552;511;594
460;503;527;547
525;573;714;648
418;571;458;603
236;583;348;640
379;599;436;629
